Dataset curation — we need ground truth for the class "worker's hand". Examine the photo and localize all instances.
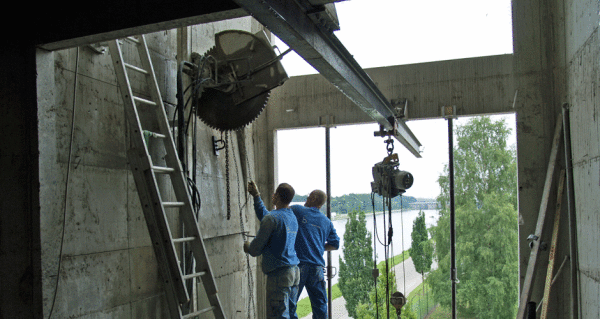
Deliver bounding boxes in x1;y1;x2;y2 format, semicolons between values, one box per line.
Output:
243;241;251;253
248;181;260;197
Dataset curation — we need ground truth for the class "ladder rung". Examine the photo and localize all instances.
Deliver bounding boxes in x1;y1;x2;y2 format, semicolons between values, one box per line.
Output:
163;201;185;208
133;96;157;106
182;306;215;318
124;62;149;74
182;271;207;280
152;166;175;174
143;131;166;139
126;36;140;44
173;236;197;244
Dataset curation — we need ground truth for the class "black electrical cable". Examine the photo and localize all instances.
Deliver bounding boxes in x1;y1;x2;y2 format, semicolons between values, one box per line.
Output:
371;192;379;319
47;46;80;319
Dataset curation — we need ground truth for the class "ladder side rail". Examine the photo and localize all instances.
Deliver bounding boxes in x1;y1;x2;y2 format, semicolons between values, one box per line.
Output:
127;151;185;319
135;36;185;174
108;39;190;304
134;36;227;319
517;114;563;318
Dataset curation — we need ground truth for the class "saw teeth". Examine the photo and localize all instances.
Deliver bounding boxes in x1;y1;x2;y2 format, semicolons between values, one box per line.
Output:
191;30;283;131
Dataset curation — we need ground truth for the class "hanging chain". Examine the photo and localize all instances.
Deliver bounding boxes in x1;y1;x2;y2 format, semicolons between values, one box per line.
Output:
385;136;394;156
231;131;256;318
225;131;231;220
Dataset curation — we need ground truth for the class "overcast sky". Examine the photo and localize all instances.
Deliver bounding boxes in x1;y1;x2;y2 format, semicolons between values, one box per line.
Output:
273;0;515;199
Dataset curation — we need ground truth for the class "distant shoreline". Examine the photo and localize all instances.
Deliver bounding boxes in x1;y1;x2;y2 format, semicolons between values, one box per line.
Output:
331;208;435;221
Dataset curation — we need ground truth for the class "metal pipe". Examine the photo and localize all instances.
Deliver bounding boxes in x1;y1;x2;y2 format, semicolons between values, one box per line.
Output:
325;126;333;319
562;104;579;319
448;118;457;319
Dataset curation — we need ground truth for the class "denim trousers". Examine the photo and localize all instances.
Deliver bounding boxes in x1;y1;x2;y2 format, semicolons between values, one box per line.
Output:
292;263;327;319
266;265;300;319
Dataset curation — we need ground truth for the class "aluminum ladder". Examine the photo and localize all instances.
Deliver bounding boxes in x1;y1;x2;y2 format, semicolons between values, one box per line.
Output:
108;35;226;319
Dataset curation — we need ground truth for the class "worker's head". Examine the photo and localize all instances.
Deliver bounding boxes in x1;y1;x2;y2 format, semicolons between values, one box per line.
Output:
305;190;327;209
272;183;295;209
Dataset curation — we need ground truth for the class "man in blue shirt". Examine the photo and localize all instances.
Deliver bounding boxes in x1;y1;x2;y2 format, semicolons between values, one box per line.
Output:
290;190;340;319
244;181;300;319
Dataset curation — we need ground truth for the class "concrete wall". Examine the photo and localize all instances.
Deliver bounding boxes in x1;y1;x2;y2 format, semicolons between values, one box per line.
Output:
1;0;599;318
564;0;600;317
36;18;268;318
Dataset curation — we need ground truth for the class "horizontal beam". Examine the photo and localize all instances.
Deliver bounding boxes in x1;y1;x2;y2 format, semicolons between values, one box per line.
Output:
34;2;246;51
232;0;421;157
268;54;515;128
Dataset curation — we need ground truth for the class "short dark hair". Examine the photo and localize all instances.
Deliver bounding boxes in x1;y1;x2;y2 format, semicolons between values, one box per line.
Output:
309;190;327;208
275;183;295;206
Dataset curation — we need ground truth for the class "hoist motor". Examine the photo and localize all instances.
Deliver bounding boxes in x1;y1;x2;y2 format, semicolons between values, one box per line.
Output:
371;153;413;198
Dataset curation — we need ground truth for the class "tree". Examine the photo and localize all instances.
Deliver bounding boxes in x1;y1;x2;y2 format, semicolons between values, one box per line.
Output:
355;268;417;319
410;211;433;275
338;210;374;318
430;116;519;318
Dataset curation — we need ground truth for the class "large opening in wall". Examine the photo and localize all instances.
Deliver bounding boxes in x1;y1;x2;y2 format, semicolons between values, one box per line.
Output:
275;0;514;76
277;113;518;317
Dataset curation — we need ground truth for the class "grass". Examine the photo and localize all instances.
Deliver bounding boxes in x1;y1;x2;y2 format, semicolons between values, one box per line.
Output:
296;250;411;318
405;280;435;318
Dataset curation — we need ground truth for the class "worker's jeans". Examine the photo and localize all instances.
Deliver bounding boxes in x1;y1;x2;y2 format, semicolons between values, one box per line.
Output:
266;265;300;319
293;263;327;319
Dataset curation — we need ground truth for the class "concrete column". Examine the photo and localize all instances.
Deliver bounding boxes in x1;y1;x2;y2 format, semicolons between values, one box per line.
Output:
0;42;43;318
512;0;569;316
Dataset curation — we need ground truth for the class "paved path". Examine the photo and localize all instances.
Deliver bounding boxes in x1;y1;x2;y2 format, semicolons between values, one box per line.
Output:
301;257;434;319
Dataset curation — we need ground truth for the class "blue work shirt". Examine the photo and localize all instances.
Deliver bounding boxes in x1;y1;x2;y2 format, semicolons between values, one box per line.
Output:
247;196;299;274
291;205;340;266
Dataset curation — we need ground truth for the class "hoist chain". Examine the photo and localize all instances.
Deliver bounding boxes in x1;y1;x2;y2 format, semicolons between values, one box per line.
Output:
385;136;394;155
225;131;231;220
232;138;256;318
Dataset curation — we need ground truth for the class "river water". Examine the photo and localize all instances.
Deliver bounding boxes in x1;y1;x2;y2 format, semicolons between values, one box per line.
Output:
298;208;440;300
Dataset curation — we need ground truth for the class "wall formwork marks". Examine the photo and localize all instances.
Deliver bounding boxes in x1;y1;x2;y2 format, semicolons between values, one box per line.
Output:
567;22;600;319
38;20;263;318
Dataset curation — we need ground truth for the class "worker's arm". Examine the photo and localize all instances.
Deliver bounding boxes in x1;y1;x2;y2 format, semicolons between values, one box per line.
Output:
253;196;269;221
244;214;276;257
324;222;340;251
248;181;268;221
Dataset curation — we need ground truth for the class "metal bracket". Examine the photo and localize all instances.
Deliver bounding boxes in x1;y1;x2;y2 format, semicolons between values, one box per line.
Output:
441;105;457;118
212;136;225;156
319;115;335;128
88;42;108;54
391;98;408;119
527;234;539;249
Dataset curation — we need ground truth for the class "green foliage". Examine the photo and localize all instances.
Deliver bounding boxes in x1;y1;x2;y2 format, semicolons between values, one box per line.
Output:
410;211;433;275
355;269;417;319
297;282;343;318
332;193;416;215
430;116;519;318
293;193;417;215
339;210;374;318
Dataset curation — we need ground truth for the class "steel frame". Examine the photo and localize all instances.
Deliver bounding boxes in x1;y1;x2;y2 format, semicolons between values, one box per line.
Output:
232;0;422;157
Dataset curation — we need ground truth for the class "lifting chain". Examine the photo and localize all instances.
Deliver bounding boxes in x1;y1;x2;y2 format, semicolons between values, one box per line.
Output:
385;136;394;156
231;137;256;318
224;131;231;220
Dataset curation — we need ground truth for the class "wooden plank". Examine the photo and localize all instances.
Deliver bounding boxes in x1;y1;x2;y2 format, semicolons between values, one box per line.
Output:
517;113;563;318
541;170;566;318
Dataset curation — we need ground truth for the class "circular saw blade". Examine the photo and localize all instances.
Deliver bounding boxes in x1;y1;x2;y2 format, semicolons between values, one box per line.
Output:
194;30;286;131
196;89;269;131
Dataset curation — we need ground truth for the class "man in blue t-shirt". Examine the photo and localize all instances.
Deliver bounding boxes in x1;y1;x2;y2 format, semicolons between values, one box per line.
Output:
290;190;340;319
244;181;300;319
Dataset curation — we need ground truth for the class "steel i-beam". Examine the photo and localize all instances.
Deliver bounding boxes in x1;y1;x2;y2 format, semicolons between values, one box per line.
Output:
233;0;422;157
